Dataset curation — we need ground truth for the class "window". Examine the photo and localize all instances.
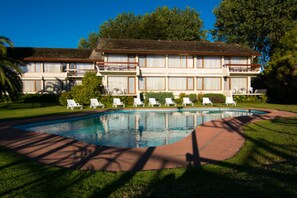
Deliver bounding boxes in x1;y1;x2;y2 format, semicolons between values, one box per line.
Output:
230;57;247;64
76;63;93;74
23;80;41;92
106;54;128;62
19;62;41;73
204;56;221;68
107;76;135;94
197;77;221;90
44;63;62;73
168;77;194;90
139;77;165;91
230;77;247;90
138;55;165;67
168;55;194;68
196;56;203;68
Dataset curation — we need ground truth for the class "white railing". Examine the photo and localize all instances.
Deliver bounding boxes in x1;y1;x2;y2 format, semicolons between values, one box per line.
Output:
224;64;261;73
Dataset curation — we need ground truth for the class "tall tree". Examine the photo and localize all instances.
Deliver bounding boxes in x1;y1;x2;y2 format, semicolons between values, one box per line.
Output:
212;0;297;64
0;36;23;101
263;25;297;103
79;6;206;49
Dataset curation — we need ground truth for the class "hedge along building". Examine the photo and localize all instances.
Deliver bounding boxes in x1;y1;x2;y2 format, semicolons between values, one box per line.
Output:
7;38;261;97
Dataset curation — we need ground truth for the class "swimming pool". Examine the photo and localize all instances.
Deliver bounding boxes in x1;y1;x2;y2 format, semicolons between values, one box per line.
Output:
15;108;265;148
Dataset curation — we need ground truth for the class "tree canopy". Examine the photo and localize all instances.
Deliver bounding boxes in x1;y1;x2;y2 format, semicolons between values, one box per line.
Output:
79;6;206;49
212;0;297;64
263;25;297;103
0;36;23;101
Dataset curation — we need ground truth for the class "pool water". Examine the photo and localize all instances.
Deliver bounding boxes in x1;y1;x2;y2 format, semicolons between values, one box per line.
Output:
15;109;265;148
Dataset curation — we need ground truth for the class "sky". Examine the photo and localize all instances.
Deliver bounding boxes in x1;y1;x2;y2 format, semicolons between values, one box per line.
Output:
1;0;222;48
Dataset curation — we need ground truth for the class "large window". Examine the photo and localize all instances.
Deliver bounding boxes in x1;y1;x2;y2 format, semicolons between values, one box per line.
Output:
138;55;165;68
44;63;62;73
168;55;193;68
168;77;194;91
19;62;42;73
106;54;128;62
107;76;135;94
197;77;221;90
23;80;41;92
230;77;247;91
230;57;247;64
203;56;221;68
196;56;203;68
139;77;165;91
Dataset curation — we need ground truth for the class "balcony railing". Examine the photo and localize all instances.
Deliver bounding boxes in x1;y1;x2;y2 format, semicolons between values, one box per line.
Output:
224;64;261;73
96;62;138;72
66;68;96;77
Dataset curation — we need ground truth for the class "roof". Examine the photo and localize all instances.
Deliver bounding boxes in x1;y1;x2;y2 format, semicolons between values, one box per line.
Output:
96;38;261;56
7;47;103;62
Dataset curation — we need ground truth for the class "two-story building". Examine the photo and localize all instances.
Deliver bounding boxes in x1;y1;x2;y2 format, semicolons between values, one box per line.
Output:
8;38;261;97
7;47;102;93
95;38;261;97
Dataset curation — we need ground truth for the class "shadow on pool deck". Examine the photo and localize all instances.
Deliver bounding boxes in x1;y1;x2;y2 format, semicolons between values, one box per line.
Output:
0;109;296;172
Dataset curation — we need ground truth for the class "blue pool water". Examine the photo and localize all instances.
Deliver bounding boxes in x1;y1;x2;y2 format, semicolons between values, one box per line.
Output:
15;108;265;148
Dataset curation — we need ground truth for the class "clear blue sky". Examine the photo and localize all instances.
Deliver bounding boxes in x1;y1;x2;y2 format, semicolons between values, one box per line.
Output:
1;0;222;48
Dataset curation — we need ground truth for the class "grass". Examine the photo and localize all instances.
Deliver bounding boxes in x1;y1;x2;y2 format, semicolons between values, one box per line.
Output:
0;102;297;197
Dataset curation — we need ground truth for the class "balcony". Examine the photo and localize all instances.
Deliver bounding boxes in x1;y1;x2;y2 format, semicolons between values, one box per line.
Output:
66;68;96;77
224;64;261;74
96;62;139;75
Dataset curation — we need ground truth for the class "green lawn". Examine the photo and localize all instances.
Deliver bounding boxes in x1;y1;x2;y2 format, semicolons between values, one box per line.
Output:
0;103;296;197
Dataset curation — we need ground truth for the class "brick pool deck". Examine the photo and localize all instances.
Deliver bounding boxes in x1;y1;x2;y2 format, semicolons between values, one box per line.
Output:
0;108;296;172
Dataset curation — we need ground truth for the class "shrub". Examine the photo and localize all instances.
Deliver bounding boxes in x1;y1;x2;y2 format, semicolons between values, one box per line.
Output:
188;93;198;103
233;95;267;103
59;92;72;106
21;94;59;104
144;92;174;105
203;93;226;103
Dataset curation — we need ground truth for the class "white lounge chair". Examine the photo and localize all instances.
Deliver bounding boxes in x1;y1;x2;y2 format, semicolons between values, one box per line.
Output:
182;97;194;106
90;98;105;109
202;97;213;106
67;99;83;110
225;97;236;106
165;98;176;106
113;98;125;108
133;98;144;107
148;98;161;107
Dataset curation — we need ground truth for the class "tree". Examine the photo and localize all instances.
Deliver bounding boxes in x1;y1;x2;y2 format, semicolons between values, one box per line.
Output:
59;72;103;105
0;36;23;101
263;25;297;103
212;0;297;64
79;6;206;49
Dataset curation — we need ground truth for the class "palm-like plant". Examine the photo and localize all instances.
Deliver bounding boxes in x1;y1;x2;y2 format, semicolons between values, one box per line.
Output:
0;36;23;101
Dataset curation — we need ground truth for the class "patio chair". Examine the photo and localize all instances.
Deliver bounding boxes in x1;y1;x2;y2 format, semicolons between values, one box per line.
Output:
133;98;145;107
225;97;236;106
67;99;83;110
113;98;125;108
148;98;161;107
90;98;105;109
202;97;213;106
182;97;194;106
165;98;176;106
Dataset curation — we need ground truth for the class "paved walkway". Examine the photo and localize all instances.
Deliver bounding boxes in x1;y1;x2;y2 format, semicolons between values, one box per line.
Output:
0;109;296;172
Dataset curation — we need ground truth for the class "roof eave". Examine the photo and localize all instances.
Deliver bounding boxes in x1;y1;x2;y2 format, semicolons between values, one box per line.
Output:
95;49;261;56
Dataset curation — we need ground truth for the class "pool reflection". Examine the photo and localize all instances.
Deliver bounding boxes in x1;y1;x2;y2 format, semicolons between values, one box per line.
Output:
23;110;254;148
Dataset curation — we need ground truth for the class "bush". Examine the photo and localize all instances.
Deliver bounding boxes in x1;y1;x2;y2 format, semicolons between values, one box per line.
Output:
233;95;267;103
144;92;174;105
59;92;72;106
203;93;226;103
21;94;59;104
188;93;198;103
